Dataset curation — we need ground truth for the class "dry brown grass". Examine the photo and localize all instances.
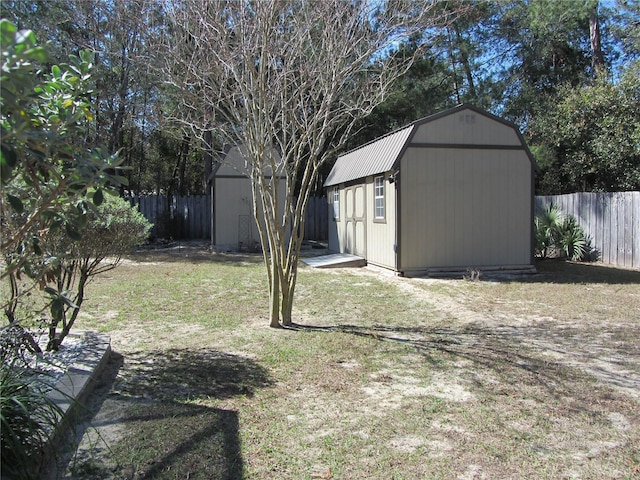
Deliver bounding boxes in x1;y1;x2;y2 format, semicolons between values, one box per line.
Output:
60;249;640;480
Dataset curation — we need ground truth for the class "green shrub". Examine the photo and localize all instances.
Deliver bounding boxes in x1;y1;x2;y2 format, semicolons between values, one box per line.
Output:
43;195;152;350
1;19;123;287
558;216;588;262
534;204;590;262
1;18;124;352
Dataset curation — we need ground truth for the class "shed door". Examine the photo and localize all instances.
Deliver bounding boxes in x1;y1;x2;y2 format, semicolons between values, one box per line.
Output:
238;215;252;249
345;186;366;257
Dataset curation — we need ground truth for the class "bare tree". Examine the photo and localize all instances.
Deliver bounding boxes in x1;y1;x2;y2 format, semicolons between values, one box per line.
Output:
161;0;455;327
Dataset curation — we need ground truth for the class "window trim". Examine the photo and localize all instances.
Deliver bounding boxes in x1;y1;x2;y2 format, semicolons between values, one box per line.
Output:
374;176;385;222
332;187;340;220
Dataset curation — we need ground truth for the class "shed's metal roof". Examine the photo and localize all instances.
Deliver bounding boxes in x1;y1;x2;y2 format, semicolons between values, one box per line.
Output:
324;103;532;188
324;124;414;187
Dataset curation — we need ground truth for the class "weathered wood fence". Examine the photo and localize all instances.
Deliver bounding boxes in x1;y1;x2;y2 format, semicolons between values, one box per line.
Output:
130;195;328;241
128;195;211;239
536;192;640;269
302;196;329;241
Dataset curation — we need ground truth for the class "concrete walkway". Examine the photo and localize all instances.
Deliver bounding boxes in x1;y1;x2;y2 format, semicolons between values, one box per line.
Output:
301;253;366;269
44;331;111;477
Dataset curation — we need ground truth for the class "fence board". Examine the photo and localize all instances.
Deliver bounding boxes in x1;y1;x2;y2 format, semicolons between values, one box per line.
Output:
633;193;640;269
619;193;629;267
129;195;210;240
129;194;328;242
536;191;639;269
593;194;603;258
304;196;328;241
604;193;613;265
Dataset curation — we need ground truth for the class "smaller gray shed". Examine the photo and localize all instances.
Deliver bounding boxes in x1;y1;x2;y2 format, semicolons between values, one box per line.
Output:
324;104;536;276
210;144;285;252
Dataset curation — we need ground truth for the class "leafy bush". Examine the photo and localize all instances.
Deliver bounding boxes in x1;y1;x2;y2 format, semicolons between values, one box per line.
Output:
2;18;124;347
0;20;135;478
534;204;590;261
43;195;152;350
1;19;124;282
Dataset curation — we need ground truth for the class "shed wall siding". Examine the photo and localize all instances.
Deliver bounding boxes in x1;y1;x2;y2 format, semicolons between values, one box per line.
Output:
365;176;396;269
215;177;257;248
410;112;521;146
327;178;397;268
399;147;532;270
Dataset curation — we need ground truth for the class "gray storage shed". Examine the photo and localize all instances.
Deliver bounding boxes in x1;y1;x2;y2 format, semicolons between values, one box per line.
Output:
210;144;285;252
324;104;536;276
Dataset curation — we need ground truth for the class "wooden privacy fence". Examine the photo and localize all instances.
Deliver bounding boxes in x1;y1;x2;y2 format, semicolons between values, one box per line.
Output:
536;192;640;269
130;194;328;242
128;195;211;240
302;196;329;242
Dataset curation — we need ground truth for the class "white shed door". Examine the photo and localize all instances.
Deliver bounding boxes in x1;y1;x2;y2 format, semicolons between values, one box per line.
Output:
344;186;366;257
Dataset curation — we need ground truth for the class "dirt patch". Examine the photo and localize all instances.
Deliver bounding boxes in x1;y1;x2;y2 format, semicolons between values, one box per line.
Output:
352;267;640;401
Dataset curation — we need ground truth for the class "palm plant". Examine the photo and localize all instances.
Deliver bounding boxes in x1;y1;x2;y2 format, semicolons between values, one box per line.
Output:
559;216;587;261
534;204;589;261
534;204;564;258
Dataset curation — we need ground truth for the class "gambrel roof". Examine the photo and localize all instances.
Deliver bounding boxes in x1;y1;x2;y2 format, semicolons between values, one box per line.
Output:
324;104;532;188
324;124;413;187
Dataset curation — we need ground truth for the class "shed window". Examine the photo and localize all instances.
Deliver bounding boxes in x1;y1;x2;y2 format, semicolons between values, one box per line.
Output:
374;176;385;220
332;187;340;220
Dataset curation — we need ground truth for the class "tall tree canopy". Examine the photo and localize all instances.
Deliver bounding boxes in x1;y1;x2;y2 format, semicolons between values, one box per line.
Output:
0;0;204;196
3;0;637;197
531;61;640;193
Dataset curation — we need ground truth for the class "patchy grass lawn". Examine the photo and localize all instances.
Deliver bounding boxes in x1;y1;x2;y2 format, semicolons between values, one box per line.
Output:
61;247;640;479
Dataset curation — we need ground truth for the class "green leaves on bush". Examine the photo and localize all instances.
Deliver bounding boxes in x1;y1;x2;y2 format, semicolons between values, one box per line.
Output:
1;18;126;283
0;19;149;478
534;204;590;261
43;194;152;351
2;19;136;346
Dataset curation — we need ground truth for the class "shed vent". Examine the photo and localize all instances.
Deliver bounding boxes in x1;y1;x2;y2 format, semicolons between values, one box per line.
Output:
459;114;476;124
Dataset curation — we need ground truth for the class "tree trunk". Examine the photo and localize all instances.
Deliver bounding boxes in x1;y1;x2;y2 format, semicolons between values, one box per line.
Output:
279;265;293;327
447;27;462;104
454;23;477;101
269;259;281;328
589;3;605;76
280;260;298;327
252;174;284;328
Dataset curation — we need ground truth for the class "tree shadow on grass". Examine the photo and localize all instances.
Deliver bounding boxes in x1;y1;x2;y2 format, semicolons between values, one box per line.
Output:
293;322;638;406
532;259;640;284
117;348;272;401
59;348;272;480
476;259;640;285
129;243;264;266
